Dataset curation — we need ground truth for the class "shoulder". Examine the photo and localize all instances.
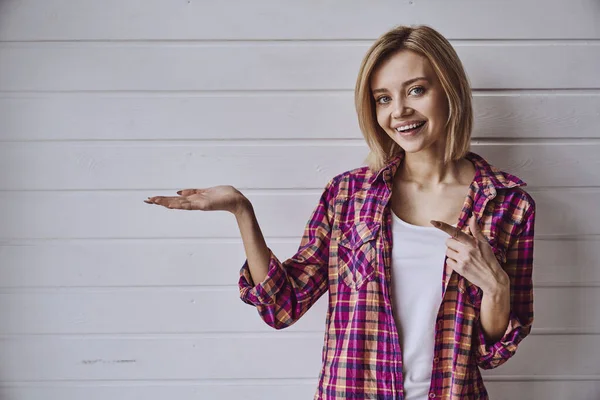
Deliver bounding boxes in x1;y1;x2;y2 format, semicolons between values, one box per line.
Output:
470;152;536;222
494;185;536;226
495;163;536;217
324;165;376;199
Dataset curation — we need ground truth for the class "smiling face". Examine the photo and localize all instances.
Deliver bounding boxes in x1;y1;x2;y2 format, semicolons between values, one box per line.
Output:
370;49;450;156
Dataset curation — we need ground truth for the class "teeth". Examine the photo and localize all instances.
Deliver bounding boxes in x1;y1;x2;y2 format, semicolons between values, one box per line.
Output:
396;122;424;132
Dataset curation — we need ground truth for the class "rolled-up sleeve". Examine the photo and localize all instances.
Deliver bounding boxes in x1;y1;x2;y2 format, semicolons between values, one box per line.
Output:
475;199;536;370
238;178;336;330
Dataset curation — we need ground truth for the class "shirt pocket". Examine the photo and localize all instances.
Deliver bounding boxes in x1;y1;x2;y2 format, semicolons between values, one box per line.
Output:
337;220;380;290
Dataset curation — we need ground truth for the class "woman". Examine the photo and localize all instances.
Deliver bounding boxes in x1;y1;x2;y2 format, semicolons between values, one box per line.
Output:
145;25;535;400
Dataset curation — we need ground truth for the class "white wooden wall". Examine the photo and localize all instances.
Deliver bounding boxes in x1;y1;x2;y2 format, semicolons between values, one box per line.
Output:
0;1;599;399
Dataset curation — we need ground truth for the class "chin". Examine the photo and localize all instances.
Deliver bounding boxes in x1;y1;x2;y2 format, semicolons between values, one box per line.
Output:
391;132;443;154
398;145;427;155
394;138;440;156
387;134;425;152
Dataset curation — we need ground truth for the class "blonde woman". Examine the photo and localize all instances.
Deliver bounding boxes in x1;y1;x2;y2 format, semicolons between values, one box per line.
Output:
145;25;535;400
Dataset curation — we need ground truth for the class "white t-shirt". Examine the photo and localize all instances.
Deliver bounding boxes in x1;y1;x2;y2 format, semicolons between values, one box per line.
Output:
390;211;455;400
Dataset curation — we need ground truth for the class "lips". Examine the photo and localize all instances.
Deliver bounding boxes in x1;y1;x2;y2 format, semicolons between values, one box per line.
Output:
395;121;426;132
393;120;425;130
395;121;426;137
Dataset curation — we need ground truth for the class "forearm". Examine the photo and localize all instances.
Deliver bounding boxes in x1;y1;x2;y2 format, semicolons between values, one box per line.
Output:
479;279;511;344
235;199;271;286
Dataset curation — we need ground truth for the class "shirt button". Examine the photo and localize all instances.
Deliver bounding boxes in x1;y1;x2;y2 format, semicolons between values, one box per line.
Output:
429;393;436;398
433;357;439;363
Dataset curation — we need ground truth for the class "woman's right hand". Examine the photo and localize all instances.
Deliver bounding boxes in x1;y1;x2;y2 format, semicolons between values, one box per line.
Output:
144;185;249;215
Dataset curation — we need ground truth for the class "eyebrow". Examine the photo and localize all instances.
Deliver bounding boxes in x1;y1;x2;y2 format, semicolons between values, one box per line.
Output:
372;76;429;95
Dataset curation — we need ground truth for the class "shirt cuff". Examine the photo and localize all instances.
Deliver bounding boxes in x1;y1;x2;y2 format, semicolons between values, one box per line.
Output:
476;309;527;369
238;249;285;306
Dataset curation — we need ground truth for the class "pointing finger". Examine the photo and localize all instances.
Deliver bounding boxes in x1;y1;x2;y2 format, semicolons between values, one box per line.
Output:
430;220;471;243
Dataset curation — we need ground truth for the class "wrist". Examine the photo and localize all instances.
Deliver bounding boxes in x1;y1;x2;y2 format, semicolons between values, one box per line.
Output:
233;196;253;218
484;271;510;299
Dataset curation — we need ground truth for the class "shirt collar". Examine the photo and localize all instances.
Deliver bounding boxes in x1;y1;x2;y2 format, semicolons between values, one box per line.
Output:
368;151;527;198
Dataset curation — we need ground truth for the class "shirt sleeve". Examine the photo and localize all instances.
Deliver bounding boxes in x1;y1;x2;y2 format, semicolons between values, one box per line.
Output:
474;198;536;370
238;178;335;330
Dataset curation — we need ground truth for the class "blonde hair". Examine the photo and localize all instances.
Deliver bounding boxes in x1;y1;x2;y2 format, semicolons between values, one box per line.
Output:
355;25;473;171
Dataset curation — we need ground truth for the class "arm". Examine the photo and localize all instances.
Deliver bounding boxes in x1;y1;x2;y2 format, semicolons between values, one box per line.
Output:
474;201;536;370
478;279;511;346
237;179;336;330
234;199;272;287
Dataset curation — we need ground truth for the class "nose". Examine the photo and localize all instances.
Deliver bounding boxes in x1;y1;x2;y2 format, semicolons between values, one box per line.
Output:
391;98;411;119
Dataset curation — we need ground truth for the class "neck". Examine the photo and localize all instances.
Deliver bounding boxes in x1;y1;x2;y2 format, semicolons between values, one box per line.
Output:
397;149;464;189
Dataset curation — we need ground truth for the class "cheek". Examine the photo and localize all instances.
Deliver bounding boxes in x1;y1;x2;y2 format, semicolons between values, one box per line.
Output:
420;92;447;121
425;103;447;131
433;95;450;122
375;109;387;129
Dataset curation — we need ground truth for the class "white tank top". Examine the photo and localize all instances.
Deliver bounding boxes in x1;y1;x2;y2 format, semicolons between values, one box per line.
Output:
390;211;455;400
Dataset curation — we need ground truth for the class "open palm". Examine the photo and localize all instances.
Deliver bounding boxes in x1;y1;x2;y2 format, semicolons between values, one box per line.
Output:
144;185;245;213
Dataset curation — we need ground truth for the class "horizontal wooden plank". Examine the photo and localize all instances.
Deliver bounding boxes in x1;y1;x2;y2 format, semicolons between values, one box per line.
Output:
0;237;598;287
0;335;323;381
0;381;598;400
1;92;598;141
0;286;595;334
1;0;599;40
1;383;319;400
0;143;598;190
0;288;327;334
0;335;596;381
533;239;600;285
0;142;360;190
1;43;598;91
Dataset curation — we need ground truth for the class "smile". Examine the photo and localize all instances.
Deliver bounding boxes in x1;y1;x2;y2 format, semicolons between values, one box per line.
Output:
395;121;426;136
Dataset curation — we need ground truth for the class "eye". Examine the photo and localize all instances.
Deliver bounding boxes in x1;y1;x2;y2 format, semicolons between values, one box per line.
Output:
375;95;391;105
409;86;425;96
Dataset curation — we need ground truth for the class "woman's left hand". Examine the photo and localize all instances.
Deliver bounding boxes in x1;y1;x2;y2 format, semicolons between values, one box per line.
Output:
430;216;509;294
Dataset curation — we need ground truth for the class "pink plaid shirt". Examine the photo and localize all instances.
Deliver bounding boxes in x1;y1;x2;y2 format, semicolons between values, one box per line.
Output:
239;151;536;399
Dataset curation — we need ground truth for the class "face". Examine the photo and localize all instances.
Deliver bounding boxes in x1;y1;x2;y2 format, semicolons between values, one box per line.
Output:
369;50;450;155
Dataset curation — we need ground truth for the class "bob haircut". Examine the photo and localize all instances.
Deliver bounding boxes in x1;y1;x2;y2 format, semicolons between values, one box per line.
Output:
355;25;473;171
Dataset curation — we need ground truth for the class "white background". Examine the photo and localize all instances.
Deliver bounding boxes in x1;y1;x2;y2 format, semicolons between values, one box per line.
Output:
0;1;599;399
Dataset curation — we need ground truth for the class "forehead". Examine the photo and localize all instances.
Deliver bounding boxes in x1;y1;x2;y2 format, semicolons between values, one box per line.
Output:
370;50;434;88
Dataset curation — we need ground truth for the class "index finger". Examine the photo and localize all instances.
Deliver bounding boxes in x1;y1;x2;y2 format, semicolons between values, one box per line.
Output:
430;220;470;243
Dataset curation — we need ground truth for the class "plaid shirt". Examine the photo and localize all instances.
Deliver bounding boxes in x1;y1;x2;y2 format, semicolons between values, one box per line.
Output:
239;151;535;399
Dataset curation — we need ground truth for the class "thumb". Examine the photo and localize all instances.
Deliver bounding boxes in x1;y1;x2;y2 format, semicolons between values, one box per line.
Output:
177;189;199;196
468;214;487;242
